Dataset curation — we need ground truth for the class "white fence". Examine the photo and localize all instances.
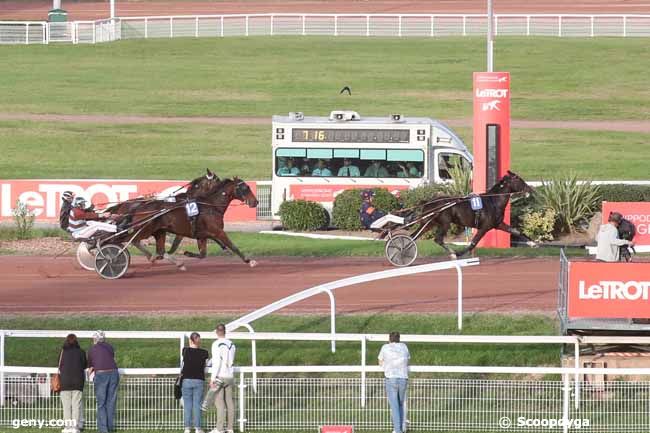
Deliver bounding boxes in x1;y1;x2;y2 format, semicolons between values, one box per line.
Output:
2;14;650;45
2;330;650;431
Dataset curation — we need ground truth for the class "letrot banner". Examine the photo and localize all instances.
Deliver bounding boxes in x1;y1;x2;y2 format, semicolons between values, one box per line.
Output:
0;179;258;223
568;261;650;319
602;201;650;246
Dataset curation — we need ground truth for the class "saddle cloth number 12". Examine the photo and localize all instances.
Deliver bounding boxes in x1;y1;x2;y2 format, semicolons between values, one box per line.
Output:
185;201;199;217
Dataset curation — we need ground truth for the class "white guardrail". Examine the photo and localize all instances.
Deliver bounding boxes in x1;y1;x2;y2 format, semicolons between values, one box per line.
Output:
2;14;650;44
2;330;650;431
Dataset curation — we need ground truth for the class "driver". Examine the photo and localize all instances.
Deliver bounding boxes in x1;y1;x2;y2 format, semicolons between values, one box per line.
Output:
359;190;404;230
68;197;118;241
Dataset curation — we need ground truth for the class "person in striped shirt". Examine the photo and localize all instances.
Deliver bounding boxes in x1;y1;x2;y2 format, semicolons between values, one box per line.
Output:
68;197;117;241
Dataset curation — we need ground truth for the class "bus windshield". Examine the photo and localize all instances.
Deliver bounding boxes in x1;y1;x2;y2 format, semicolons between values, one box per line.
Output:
275;147;424;178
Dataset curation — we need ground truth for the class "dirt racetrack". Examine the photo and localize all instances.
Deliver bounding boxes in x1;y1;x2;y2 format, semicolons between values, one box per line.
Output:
0;255;558;315
3;0;650;21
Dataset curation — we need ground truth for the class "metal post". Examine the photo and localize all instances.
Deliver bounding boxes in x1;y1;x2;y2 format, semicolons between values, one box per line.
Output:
144;17;148;39
334;15;338;36
487;0;494;72
323;289;336;353
590;16;594;37
92;21;96;44
574;341;580;409
526;15;530;36
238;372;246;432
195;17;199;38
238;323;257;392
398;15;402;37
25;24;29;44
270;14;274;36
494;15;498;36
462;15;466;36
110;0;115;20
558;16;562;37
169;17;173;38
179;334;185;367
301;15;305;36
1;331;5;407
366;15;370;37
623;15;627;37
456;263;463;330
245;15;249;37
360;337;366;407
220;16;224;37
430;15;434;37
562;373;570;433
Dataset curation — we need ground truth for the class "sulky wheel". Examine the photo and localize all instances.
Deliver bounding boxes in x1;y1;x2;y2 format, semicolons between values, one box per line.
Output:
94;244;130;280
385;234;418;267
76;242;97;271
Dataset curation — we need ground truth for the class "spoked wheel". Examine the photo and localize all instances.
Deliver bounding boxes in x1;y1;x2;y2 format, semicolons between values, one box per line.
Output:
76;242;97;271
94;244;130;280
385;234;418;267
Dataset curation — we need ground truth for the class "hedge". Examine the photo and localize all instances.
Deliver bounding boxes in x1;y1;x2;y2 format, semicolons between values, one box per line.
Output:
278;200;329;231
598;184;650;202
332;188;400;230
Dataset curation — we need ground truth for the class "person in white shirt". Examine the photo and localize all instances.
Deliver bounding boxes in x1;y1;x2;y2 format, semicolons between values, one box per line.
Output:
378;332;410;433
208;324;236;433
596;212;634;262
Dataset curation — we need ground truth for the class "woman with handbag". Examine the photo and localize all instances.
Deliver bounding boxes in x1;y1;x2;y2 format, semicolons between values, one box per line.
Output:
181;332;210;433
59;334;87;433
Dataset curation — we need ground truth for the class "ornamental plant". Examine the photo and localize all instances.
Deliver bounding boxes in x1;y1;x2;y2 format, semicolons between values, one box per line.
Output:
278;200;329;231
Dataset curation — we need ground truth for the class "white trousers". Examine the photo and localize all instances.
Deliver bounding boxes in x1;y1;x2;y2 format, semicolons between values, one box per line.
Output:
370;214;405;229
71;221;117;240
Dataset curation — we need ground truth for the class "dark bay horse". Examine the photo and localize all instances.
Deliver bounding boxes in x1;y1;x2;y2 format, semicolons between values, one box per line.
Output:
108;176;258;269
399;171;536;258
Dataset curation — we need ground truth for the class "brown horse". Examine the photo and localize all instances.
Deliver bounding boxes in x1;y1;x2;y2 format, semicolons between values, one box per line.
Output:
107;175;258;269
398;171;536;258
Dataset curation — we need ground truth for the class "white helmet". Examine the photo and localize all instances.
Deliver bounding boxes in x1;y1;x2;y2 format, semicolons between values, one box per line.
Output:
62;191;74;202
73;196;88;209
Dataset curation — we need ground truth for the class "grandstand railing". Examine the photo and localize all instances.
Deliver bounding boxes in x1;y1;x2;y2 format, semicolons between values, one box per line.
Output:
3;330;650;430
2;14;650;45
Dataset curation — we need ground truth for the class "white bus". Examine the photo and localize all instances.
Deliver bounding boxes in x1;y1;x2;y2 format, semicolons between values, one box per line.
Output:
271;110;473;217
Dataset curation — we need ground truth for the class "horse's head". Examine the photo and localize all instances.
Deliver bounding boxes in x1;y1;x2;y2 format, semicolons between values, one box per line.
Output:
187;168;221;199
231;177;259;208
503;170;535;196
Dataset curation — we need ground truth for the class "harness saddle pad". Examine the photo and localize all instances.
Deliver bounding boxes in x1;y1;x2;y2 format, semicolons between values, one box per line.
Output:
185;201;199;217
470;195;483;211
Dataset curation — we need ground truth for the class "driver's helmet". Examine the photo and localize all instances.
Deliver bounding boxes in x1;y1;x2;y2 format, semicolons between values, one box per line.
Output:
73;196;88;209
62;191;74;202
360;189;374;200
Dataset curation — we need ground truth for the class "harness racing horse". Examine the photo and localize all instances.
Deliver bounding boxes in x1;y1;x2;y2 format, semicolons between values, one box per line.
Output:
400;170;536;259
109;176;259;269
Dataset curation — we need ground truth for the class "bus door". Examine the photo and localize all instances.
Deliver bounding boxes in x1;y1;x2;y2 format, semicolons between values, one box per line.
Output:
433;149;473;183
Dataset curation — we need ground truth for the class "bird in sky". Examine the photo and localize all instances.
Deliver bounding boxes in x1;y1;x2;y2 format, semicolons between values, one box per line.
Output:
339;86;352;96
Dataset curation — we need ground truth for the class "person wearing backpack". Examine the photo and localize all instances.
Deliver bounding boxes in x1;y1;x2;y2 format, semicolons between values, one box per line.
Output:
181;332;210;433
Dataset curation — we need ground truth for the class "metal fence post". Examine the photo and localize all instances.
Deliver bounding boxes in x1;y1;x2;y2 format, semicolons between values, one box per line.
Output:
1;331;5;407
25;24;29;44
238;372;246;432
302;15;305;36
169;16;173;38
623;15;627;37
527;15;530;36
179;334;185;367
590;16;594;37
494;15;498;36
92;21;96;44
144;17;148;38
360;337;366;408
558;16;562;37
270;14;274;36
245;15;249;37
574;341;580;409
334;15;338;36
562;373;570;433
398;15;402;37
455;263;463;330
220;16;224;37
366;15;370;37
195;16;199;38
323;289;336;353
430;15;434;37
462;15;466;36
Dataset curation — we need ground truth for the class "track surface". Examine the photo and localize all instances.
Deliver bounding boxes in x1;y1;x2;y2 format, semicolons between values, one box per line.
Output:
0;255;558;315
3;0;650;21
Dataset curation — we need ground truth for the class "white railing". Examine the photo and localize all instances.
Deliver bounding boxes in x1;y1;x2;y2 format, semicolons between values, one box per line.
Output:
2;14;650;45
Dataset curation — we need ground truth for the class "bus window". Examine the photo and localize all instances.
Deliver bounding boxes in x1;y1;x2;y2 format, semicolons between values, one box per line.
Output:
438;153;469;180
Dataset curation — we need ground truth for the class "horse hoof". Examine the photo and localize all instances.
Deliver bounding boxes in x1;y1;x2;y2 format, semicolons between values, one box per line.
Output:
449;253;457;260
249;260;258;268
527;241;538;248
178;265;187;272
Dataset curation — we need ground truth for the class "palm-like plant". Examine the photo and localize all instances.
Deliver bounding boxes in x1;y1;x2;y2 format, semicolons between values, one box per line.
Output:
537;174;601;233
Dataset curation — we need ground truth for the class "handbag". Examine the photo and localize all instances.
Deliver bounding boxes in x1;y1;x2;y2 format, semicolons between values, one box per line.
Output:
51;350;63;393
174;374;183;400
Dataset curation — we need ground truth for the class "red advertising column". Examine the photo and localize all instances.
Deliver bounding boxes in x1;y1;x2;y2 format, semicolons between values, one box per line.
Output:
473;72;511;248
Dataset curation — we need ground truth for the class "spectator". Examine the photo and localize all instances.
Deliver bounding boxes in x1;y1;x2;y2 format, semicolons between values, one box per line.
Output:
396;162;421;178
337;158;360;177
87;330;119;433
364;160;389;177
312;159;332;177
208;324;236;433
59;334;86;433
277;158;300;176
181;332;210;433
378;331;410;433
596;211;634;262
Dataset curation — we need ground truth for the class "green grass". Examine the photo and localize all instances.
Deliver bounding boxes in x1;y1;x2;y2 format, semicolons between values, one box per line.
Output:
2;120;650;180
0;37;648;120
0;314;560;369
0;226;62;241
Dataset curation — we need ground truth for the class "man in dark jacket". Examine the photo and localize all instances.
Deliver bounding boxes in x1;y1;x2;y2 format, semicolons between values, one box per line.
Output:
88;331;119;433
59;334;86;433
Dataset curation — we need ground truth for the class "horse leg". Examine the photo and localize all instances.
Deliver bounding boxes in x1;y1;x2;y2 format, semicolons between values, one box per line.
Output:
132;240;153;261
212;231;257;267
154;232;186;270
496;222;537;247
431;224;458;260
455;227;490;257
167;235;184;254
183;238;208;259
